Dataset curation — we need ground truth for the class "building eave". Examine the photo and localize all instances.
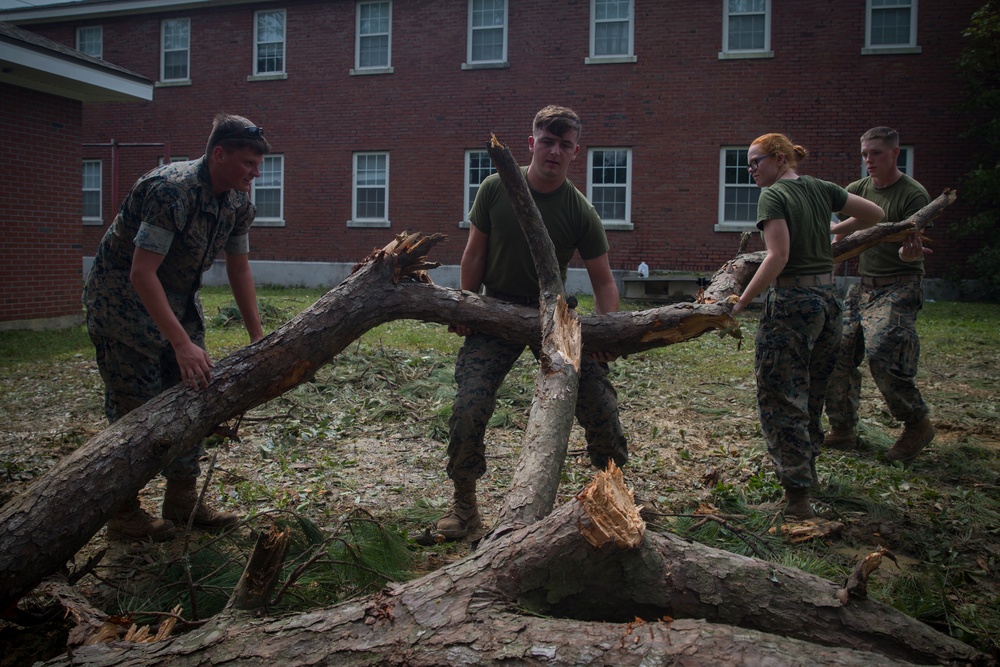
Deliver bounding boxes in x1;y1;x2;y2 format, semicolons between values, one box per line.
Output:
0;0;276;25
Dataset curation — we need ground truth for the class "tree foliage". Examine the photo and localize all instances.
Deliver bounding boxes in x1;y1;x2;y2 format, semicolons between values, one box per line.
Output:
957;2;1000;296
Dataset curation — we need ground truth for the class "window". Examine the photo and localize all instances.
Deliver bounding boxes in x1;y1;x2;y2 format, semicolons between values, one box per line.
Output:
76;26;102;59
864;0;920;53
161;18;190;82
254;10;286;76
354;1;392;73
588;0;636;63
720;0;772;59
462;149;496;227
253;155;284;226
587;148;633;230
465;0;507;68
717;148;760;231
350;152;389;227
82;160;102;224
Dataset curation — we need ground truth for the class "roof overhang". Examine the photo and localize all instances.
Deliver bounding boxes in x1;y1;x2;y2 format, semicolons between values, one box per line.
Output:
0;0;274;24
0;24;151;102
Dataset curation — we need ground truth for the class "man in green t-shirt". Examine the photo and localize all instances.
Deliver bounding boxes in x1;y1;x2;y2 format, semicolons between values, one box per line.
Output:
824;127;935;462
436;105;627;540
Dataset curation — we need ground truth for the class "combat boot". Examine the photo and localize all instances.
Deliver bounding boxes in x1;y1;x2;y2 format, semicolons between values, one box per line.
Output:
823;428;858;451
163;478;240;531
782;486;815;520
434;480;482;540
887;417;934;462
107;496;176;542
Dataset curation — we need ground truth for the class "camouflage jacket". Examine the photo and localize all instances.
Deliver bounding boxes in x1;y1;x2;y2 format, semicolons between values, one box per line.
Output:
83;157;256;356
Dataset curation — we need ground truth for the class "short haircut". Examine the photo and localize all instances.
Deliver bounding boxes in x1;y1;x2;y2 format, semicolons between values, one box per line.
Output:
532;105;582;140
860;126;899;147
205;113;271;157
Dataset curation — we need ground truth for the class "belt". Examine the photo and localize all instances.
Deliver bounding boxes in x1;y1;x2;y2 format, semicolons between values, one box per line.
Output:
772;273;834;288
861;274;921;287
485;290;578;309
486;289;540;307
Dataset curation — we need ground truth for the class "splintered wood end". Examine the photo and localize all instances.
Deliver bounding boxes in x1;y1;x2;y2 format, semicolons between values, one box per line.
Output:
576;461;645;549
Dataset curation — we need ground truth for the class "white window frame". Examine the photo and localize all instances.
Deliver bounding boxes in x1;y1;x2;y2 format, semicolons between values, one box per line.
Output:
716;147;761;232
160;18;191;83
76;26;102;59
349;152;390;228
463;0;508;69
586;0;637;65
252;9;286;79
719;0;773;60
863;0;921;54
461;149;496;228
252;154;285;227
352;1;393;75
82;160;102;224
587;148;633;230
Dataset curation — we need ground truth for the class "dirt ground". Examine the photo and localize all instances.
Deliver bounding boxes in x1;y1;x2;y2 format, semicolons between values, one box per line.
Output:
1;307;999;663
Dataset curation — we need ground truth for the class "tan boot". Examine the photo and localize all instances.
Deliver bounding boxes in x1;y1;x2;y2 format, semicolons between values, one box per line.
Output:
434;480;482;540
108;496;176;542
823;428;858;451
163;478;240;531
887;417;934;462
782;486;815;520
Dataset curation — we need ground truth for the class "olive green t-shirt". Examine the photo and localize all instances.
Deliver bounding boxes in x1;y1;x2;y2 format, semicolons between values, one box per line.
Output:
470;169;609;298
756;175;848;277
846;174;930;277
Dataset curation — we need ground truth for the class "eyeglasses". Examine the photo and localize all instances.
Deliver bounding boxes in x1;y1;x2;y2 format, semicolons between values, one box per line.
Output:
747;154;774;172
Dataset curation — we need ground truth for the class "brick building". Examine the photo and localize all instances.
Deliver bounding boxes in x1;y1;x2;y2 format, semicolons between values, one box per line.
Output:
0;21;151;330
0;0;981;300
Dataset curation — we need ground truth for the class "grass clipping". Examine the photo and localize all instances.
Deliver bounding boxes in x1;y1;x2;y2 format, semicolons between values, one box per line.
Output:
576;462;645;549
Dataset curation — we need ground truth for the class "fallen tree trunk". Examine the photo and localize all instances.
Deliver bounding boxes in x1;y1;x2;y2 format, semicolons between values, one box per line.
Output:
699;189;958;305
832;189;956;264
0;232;740;612
37;468;987;666
485;134;582;534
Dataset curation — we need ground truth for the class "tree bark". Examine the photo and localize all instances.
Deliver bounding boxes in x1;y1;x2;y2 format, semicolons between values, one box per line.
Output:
0;231;736;613
37;469;987;666
832;189;956;263
483;135;582;535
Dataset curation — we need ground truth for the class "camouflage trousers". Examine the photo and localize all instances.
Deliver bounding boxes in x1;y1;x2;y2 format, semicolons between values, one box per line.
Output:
755;286;842;489
447;332;628;484
89;333;203;480
825;280;927;431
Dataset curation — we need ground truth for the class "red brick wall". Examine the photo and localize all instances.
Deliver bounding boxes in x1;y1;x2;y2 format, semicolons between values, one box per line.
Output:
25;0;981;280
0;84;83;325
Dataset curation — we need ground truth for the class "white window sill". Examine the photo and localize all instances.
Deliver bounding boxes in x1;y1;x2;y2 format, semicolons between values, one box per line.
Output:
585;55;637;65
82;218;104;226
603;221;634;232
458;220;471;229
155;79;191;87
718;50;774;60
252;218;285;227
714;222;757;233
248;73;288;82
351;67;394;76
347;219;391;228
462;61;510;70
861;46;922;55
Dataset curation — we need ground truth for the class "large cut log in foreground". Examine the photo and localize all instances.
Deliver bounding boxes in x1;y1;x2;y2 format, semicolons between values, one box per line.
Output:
38;468;987;666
